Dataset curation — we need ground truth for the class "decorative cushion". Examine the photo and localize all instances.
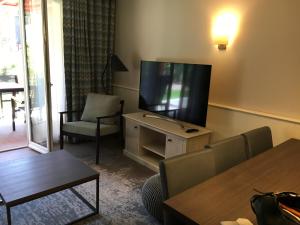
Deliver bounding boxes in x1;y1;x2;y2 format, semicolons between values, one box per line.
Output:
81;93;121;124
62;121;119;137
142;174;163;221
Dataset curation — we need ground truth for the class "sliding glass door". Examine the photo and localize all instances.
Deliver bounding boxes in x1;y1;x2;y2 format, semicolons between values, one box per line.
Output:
21;0;53;153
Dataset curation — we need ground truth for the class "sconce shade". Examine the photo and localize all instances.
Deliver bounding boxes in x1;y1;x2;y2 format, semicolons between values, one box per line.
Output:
214;36;228;50
214;36;228;45
101;53;128;93
212;11;239;51
111;54;128;72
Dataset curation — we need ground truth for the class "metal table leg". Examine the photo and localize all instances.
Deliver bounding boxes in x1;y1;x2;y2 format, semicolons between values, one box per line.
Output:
66;177;100;224
96;177;99;213
6;206;11;225
4;177;99;225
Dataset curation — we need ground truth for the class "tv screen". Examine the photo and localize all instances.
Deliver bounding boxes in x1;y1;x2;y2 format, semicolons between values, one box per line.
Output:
139;61;212;127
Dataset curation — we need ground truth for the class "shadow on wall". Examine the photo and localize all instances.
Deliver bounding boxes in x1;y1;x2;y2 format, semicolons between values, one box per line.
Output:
209;54;245;102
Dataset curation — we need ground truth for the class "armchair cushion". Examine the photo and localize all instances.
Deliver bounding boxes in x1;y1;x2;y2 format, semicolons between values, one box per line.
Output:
81;93;121;124
62;121;119;137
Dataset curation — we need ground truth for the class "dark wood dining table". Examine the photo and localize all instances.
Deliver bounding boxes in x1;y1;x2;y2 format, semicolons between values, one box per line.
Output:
0;82;24;94
164;138;300;225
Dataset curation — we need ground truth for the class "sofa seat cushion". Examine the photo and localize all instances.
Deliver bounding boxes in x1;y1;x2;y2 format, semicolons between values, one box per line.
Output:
62;121;119;137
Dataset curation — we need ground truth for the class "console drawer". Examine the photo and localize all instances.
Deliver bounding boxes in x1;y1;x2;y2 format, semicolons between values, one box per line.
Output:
125;119;140;154
165;135;185;158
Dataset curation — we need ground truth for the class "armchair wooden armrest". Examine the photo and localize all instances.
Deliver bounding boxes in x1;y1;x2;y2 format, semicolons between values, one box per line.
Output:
95;99;124;124
96;112;123;136
59;110;84;133
96;112;122;128
96;112;121;121
59;110;83;115
95;101;124;146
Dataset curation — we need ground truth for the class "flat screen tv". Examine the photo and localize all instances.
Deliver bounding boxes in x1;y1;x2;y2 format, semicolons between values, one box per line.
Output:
139;61;212;127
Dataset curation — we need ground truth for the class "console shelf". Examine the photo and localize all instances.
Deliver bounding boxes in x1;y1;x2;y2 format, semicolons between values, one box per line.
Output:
123;112;212;172
142;144;165;157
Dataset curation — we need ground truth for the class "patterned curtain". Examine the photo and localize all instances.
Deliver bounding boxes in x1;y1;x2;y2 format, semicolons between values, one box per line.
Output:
63;0;116;119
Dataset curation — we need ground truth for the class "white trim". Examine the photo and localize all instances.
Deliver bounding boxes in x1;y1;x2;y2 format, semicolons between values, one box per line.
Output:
28;142;49;154
111;84;300;125
112;84;139;92
208;102;300;125
42;0;54;151
19;0;31;145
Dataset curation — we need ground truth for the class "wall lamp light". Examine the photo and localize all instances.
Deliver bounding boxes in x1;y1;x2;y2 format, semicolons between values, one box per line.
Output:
213;11;239;50
214;36;228;50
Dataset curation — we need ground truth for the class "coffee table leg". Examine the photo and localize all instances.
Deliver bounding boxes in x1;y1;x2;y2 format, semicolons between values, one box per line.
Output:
6;206;11;225
96;177;99;213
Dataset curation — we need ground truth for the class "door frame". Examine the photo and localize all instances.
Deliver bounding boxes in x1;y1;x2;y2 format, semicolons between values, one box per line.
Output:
19;0;53;153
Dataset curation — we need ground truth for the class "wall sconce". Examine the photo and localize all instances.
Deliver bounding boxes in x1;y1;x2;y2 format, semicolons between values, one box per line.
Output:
214;36;228;50
212;11;239;50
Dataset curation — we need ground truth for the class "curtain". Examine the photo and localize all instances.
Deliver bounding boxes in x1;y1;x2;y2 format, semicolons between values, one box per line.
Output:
63;0;116;118
47;0;65;143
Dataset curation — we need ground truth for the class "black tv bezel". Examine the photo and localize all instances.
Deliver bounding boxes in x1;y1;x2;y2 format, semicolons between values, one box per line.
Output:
138;60;212;127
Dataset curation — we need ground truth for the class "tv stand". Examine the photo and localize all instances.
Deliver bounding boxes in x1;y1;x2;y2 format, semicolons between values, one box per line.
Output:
123;112;212;172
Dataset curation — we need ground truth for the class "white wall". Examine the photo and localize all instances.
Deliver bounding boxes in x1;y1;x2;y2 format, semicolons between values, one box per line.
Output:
114;0;300;145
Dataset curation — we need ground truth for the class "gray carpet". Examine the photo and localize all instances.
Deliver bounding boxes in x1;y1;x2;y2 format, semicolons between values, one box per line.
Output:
0;137;161;225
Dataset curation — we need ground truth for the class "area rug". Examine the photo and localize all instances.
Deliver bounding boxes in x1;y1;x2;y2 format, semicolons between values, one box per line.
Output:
0;138;161;225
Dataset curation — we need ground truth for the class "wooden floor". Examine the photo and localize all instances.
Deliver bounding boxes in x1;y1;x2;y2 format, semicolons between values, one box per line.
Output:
0;148;37;162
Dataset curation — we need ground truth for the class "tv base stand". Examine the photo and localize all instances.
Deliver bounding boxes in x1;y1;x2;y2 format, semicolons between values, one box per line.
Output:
142;113;187;129
123;112;212;172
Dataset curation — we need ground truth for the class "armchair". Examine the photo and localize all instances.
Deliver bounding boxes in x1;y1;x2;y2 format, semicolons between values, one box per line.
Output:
59;93;124;164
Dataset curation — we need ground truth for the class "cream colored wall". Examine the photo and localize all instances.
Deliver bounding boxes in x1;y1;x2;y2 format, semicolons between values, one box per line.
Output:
114;0;300;145
207;105;300;145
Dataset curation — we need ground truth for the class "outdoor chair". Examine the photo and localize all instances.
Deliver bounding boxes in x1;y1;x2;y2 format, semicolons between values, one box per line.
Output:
0;75;18;109
11;96;25;131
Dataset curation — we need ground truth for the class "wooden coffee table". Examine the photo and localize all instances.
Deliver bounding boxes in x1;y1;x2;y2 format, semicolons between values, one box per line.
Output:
0;150;99;225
